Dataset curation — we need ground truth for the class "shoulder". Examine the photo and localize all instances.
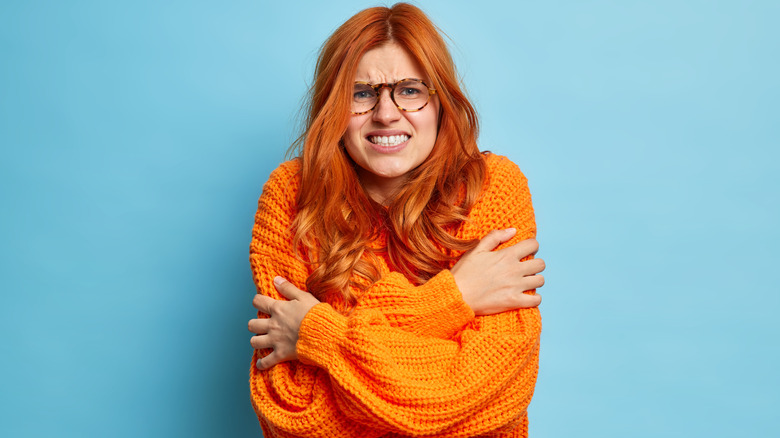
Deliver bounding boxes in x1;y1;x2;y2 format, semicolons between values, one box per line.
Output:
258;159;302;211
251;160;301;255
458;152;535;240
263;159;302;194
483;152;527;185
480;152;530;199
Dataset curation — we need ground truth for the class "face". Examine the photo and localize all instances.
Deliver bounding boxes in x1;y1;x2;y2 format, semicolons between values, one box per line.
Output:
342;43;440;200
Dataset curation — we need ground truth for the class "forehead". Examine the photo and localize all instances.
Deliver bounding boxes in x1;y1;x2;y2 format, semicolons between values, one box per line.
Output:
354;43;427;83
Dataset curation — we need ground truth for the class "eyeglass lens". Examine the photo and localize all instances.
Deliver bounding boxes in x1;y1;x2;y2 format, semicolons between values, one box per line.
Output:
352;80;430;113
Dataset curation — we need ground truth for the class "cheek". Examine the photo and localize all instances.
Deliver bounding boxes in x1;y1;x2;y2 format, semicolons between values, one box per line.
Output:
409;109;440;141
343;117;365;160
346;116;361;134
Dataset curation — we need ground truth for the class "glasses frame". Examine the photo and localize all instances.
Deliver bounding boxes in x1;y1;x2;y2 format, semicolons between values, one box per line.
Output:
350;78;437;115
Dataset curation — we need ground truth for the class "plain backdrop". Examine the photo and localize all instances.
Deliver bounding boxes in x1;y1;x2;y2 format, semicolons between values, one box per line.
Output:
1;0;778;437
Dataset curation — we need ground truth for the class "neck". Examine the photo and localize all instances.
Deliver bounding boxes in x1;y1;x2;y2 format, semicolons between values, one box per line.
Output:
356;169;404;206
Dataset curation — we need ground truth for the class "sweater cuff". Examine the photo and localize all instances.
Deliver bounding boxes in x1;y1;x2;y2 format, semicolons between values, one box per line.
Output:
415;269;475;337
296;303;347;369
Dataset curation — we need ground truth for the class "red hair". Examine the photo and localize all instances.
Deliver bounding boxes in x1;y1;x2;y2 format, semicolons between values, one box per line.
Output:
290;3;487;303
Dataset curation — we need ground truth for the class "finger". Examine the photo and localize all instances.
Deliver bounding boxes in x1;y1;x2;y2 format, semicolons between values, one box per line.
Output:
519;274;545;291
504;238;539;261
529;274;545;289
256;351;282;370
274;276;307;300
252;294;275;314
474;228;517;253
248;318;270;335
250;334;273;350
515;292;542;308
519;257;546;276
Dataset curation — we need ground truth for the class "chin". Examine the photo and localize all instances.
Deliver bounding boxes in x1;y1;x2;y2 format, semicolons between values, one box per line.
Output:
367;160;413;179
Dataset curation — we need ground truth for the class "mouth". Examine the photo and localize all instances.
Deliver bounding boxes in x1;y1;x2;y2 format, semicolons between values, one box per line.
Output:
367;134;411;147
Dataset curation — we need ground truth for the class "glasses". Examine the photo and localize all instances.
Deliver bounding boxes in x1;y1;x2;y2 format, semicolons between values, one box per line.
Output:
350;78;436;115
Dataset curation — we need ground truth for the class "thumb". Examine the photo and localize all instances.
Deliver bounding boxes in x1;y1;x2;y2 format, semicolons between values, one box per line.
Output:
474;228;517;252
273;277;305;300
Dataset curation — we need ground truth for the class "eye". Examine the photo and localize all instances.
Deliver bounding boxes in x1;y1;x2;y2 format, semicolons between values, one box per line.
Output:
353;84;375;102
397;87;421;97
394;80;428;100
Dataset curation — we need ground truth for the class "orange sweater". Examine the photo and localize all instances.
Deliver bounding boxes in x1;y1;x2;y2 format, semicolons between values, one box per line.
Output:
249;153;541;437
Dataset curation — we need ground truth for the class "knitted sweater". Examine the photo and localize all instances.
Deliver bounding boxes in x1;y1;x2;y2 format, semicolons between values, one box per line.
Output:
249;153;541;437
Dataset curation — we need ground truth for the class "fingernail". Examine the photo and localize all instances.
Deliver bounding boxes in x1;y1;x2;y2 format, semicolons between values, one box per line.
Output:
506;228;516;233
273;276;286;286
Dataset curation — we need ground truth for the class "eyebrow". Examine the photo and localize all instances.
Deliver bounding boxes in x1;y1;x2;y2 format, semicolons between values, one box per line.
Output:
354;78;426;85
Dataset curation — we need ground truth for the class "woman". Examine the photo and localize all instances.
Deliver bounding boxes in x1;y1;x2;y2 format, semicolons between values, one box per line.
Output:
247;3;545;437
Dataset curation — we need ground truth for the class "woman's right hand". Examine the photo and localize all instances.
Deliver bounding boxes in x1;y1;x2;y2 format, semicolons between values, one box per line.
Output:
451;228;545;316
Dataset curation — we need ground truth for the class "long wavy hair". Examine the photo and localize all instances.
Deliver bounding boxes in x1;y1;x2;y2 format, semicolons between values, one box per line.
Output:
290;3;487;303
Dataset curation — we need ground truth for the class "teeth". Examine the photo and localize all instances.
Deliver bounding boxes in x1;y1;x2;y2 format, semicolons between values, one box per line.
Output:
369;135;410;146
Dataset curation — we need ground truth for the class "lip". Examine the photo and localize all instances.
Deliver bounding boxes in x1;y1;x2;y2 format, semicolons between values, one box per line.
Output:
367;138;409;154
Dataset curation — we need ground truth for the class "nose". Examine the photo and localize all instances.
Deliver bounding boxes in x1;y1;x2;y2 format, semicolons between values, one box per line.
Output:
372;88;402;125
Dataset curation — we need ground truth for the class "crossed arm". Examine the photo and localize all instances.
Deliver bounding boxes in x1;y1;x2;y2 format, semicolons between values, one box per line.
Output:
250;229;544;369
247;157;544;436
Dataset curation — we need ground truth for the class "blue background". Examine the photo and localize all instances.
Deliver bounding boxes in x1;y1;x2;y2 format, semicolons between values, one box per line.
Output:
2;0;778;436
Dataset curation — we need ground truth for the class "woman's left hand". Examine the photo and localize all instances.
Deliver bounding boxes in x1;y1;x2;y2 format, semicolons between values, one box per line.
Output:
249;276;320;370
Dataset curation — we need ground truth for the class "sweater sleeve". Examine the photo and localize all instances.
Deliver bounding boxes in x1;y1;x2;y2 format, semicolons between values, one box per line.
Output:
249;156;540;437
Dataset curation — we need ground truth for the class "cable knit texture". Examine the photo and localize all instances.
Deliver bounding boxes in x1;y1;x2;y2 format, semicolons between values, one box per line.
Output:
249;153;540;437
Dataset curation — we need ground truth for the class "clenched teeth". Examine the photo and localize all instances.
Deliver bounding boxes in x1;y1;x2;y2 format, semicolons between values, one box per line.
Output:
369;135;410;146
